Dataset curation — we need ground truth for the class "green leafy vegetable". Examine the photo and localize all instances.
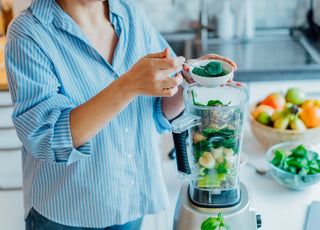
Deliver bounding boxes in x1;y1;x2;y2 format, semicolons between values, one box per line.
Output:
271;145;320;175
201;213;231;230
207;100;223;106
191;90;231;107
192;62;226;78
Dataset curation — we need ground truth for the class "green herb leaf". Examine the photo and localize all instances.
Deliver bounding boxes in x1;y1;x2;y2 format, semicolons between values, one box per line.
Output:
201;217;219;230
207;100;223;106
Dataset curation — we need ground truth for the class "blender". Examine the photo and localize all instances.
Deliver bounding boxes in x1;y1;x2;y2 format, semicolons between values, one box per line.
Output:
171;83;261;229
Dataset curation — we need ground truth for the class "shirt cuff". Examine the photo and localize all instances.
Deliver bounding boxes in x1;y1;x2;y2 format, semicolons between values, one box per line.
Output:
52;108;92;165
153;97;172;134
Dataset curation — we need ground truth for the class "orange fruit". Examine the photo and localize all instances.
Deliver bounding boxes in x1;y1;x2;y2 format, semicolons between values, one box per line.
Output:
260;93;286;110
299;106;320;128
252;104;274;119
300;99;320;110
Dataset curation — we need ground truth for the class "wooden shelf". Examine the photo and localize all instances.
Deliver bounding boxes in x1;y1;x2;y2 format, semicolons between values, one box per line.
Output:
0;36;7;91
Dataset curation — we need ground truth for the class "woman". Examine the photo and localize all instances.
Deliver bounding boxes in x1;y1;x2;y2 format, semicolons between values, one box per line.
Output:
5;0;236;229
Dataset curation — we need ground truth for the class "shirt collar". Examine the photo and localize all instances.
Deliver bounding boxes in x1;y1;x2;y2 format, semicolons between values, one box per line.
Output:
108;0;127;20
30;0;127;24
30;0;59;24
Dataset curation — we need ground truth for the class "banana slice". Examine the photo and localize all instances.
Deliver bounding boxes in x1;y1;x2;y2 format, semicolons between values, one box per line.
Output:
223;148;234;157
211;146;224;159
199;152;215;169
225;155;236;167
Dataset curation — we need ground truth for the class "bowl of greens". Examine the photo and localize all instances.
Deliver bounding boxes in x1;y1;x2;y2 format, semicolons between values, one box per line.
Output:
189;59;234;88
266;142;320;190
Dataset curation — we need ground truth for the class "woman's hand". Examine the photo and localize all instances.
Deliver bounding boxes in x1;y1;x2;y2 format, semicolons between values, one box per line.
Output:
182;53;240;85
123;48;185;97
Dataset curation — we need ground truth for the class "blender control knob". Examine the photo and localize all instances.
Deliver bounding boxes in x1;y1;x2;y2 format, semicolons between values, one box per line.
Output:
256;214;262;228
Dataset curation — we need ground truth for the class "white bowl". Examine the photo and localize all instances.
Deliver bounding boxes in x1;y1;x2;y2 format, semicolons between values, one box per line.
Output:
189;59;234;88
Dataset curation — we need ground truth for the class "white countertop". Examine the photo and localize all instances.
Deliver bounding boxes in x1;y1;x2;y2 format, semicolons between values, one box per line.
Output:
143;79;320;230
240;122;320;230
240;80;320;230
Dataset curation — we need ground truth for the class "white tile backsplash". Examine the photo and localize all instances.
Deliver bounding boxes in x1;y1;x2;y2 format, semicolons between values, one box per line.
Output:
10;0;320;33
134;0;319;33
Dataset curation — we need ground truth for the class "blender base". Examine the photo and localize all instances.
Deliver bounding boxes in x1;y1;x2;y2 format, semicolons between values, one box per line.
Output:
173;182;261;230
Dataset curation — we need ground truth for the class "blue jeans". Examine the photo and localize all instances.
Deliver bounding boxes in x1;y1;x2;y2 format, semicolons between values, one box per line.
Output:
25;208;143;230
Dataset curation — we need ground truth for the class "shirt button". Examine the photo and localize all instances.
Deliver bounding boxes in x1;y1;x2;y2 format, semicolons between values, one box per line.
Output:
112;72;117;77
131;180;135;185
128;154;132;159
124;128;129;132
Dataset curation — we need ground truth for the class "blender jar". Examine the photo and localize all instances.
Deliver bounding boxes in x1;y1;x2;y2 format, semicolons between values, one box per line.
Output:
172;83;249;208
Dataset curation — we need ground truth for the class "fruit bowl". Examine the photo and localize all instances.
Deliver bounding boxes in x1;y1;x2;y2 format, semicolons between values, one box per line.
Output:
189;59;234;88
249;102;320;149
266;142;320;190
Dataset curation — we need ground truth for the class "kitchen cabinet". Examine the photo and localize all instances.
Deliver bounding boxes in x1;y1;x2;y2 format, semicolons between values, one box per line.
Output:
0;90;24;230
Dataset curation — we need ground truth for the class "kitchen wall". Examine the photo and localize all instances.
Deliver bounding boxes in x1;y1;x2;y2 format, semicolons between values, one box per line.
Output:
10;0;320;34
134;0;318;33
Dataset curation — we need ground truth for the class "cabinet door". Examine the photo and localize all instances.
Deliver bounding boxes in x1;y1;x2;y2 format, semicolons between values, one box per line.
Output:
0;149;22;188
0;106;14;128
0;190;24;230
0;91;12;106
0;128;21;149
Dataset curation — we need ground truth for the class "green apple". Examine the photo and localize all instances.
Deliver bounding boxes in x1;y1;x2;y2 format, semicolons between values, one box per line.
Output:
285;88;306;106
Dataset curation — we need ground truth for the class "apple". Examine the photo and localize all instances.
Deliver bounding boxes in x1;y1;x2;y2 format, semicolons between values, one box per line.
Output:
260;93;286;110
285;88;306;106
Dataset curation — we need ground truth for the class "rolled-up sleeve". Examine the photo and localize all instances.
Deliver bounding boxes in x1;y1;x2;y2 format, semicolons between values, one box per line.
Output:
153;97;172;134
5;38;92;165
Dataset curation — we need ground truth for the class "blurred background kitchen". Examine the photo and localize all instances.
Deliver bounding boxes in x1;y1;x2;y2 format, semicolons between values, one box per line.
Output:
1;0;320;229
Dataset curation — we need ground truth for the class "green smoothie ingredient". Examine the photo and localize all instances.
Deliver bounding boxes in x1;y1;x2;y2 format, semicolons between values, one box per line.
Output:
201;213;231;230
192;62;226;77
191;90;231;107
193;127;240;188
271;145;320;175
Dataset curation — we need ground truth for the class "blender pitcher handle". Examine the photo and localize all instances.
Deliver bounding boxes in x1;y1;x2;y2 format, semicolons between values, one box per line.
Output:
172;113;201;175
172;131;191;174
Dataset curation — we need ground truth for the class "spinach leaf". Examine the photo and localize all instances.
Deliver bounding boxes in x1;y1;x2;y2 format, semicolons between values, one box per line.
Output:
207;100;223;106
270;145;320;175
291;145;307;158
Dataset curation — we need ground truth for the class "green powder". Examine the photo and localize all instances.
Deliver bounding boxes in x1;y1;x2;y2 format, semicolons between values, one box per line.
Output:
192;62;226;77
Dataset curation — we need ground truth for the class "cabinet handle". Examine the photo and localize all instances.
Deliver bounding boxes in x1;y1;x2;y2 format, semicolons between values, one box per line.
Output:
0;186;22;191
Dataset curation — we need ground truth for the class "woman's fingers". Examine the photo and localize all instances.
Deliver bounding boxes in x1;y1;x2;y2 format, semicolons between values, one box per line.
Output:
145;48;169;59
164;73;183;88
157;73;183;97
154;56;185;70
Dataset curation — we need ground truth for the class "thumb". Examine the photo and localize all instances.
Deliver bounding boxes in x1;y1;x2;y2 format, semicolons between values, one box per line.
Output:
145;47;170;59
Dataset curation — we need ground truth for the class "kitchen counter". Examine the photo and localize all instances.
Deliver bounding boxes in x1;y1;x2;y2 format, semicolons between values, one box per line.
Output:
143;79;320;230
240;80;320;230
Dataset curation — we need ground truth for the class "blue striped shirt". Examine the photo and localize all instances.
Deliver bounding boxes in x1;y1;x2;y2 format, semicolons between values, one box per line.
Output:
5;0;173;227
